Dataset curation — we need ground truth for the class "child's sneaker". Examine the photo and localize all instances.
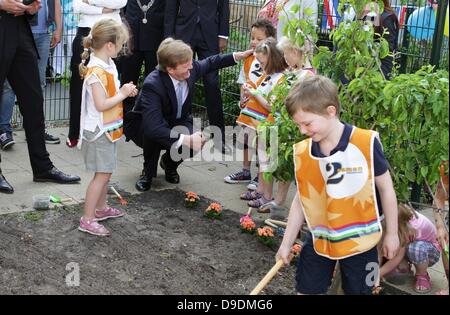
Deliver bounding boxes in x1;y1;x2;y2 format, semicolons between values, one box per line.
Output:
0;132;15;151
78;217;110;236
224;170;251;184
95;207;124;222
247;176;259;191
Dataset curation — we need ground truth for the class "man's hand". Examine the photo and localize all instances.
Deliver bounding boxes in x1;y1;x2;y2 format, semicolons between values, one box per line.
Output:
183;132;206;151
218;37;228;53
383;232;400;260
233;49;254;62
1;0;29;15
25;0;41;15
102;7;114;13
50;28;62;48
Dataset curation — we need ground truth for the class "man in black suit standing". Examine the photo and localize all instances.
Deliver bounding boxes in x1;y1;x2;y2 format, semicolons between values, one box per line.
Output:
121;0;165;115
164;0;230;152
130;38;251;191
0;0;80;194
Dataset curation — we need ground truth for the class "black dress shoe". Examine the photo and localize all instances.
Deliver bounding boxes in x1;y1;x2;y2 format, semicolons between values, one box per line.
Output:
135;174;152;192
0;174;14;194
159;158;180;184
33;167;81;184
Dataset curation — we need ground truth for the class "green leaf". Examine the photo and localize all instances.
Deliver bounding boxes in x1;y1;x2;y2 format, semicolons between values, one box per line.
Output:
420;166;429;178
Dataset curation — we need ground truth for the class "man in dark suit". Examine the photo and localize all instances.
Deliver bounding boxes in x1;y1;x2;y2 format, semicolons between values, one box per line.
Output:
129;38;251;191
0;0;80;194
164;0;230;152
121;0;165;115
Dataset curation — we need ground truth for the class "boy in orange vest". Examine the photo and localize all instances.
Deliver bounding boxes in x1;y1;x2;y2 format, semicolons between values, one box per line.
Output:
276;75;400;294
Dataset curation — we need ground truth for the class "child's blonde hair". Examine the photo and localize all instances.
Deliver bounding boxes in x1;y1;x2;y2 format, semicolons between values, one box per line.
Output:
277;36;313;68
285;75;340;117
157;38;193;72
79;19;129;78
398;204;418;247
254;38;288;75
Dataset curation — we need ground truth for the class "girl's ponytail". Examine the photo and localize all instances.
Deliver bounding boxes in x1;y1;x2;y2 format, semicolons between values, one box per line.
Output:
79;35;93;78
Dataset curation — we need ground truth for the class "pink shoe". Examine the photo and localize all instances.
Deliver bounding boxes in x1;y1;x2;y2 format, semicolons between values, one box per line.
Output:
95;207;124;222
78;217;110;236
66;138;78;148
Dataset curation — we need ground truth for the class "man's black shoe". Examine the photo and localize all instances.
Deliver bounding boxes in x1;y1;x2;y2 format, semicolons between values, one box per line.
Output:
159;158;180;184
33;167;81;184
0;174;14;194
135;174;152;192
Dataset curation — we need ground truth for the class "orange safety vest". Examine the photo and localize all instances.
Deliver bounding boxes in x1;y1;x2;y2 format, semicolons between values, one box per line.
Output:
243;55;263;88
84;66;123;142
236;72;283;130
293;127;383;259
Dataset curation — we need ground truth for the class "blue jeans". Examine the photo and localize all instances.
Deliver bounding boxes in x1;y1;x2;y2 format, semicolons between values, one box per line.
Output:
0;81;15;134
0;32;50;133
33;32;51;91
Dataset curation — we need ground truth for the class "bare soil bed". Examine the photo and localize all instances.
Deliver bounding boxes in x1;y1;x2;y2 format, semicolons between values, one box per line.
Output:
0;189;297;295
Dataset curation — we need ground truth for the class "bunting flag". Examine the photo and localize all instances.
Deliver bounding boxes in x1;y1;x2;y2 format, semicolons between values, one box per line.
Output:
321;0;342;30
393;5;408;27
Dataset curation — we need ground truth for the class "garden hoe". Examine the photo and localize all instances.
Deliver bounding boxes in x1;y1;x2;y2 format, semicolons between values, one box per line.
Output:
250;260;284;295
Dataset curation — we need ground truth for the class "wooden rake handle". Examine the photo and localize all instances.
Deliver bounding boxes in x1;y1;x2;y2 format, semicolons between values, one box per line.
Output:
266;219;287;228
111;186;122;199
250;260;285;295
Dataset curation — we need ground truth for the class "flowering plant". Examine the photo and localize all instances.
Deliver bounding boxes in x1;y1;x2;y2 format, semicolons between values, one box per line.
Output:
185;191;200;208
240;215;256;234
204;203;223;220
257;226;275;247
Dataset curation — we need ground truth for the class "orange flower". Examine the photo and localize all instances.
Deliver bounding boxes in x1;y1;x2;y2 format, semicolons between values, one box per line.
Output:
207;202;222;213
240;215;256;231
257;226;274;237
185;192;199;200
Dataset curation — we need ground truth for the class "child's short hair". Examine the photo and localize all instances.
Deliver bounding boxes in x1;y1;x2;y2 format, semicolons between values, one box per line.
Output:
251;19;276;38
79;19;129;78
285;75;341;117
254;38;287;75
157;38;193;72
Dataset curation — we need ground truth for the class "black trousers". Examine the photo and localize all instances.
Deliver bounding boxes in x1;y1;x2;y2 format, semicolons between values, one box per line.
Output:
68;27;90;141
189;24;225;143
120;50;157;115
142;120;194;178
0;13;53;174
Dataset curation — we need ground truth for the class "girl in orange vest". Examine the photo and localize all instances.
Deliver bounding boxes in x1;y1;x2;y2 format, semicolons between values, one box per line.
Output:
77;19;138;237
237;38;288;208
224;19;276;187
258;36;315;213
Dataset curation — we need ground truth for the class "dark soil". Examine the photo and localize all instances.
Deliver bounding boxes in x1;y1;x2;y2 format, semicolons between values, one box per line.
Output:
0;189;297;295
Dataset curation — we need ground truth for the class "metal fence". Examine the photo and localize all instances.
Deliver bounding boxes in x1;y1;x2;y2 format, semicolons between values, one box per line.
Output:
10;0;449;127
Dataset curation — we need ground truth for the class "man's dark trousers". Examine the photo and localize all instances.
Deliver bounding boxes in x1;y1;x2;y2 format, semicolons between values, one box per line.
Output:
190;25;225;145
0;13;53;174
